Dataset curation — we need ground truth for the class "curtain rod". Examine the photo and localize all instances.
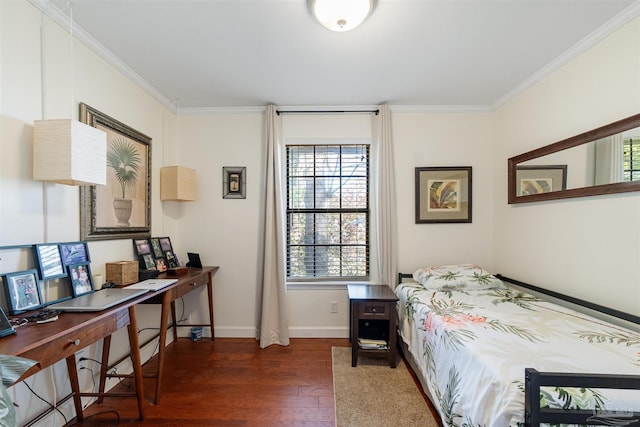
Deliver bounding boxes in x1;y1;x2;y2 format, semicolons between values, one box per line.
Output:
276;109;379;115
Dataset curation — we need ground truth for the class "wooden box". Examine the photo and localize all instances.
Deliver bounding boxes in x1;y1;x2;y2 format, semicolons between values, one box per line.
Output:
105;261;139;286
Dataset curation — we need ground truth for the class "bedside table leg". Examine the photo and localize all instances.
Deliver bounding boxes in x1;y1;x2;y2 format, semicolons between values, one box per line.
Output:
351;300;358;367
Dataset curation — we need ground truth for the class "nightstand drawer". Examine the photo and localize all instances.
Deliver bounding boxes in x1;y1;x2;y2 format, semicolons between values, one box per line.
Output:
358;302;390;319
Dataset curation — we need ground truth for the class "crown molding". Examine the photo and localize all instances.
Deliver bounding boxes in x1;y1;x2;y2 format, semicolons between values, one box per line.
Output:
28;0;639;115
492;0;640;110
28;0;176;112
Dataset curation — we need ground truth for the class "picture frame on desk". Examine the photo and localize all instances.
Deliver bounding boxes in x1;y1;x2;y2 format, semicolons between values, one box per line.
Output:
141;254;157;270
34;243;66;280
158;237;173;252
133;238;152;256
60;241;91;266
155;258;168;272
2;270;44;314
150;237;164;259
68;263;94;297
165;250;178;268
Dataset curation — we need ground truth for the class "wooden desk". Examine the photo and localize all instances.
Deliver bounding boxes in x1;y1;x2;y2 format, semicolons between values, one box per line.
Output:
101;266;219;405
0;295;149;422
0;266;219;422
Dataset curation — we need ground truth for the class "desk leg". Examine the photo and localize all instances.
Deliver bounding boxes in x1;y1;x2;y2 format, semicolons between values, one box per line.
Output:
127;306;145;419
65;355;84;421
154;293;170;405
96;335;111;403
170;300;178;342
207;271;215;340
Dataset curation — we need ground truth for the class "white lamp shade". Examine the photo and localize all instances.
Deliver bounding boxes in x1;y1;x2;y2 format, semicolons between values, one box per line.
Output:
33;119;107;186
161;166;197;201
310;0;373;32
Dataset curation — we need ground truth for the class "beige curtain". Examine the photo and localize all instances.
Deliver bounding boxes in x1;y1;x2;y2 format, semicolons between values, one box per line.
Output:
594;134;624;185
258;105;290;348
372;105;398;288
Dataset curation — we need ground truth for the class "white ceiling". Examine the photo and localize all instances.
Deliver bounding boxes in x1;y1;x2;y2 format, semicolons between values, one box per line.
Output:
46;0;638;111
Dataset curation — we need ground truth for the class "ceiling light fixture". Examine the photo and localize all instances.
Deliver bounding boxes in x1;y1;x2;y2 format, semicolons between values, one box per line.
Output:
308;0;374;32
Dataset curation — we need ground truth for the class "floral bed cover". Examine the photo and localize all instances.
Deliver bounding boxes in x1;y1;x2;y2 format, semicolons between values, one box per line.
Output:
396;275;640;426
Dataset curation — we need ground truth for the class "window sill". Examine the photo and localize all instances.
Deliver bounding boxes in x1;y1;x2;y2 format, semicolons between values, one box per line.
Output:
286;281;372;290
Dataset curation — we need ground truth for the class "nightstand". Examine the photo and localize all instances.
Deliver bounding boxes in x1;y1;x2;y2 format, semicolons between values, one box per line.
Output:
347;284;399;368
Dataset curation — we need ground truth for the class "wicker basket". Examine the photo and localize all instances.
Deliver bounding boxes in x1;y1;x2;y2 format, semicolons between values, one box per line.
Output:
105;261;139;286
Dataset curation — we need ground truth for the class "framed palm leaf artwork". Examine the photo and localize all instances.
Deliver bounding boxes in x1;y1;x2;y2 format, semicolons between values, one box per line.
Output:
79;103;152;241
415;167;472;223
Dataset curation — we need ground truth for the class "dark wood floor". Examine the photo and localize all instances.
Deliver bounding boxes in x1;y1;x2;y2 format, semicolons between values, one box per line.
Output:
77;338;350;426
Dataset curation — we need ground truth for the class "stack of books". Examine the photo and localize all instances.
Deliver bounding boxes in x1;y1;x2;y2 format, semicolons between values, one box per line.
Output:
358;338;388;350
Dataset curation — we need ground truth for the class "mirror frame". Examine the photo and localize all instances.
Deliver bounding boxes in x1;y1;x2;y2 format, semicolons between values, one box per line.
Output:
508;113;640;204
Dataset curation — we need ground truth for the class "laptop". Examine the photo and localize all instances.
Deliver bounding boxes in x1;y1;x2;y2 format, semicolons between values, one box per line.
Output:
47;288;148;312
126;278;177;292
0;308;16;337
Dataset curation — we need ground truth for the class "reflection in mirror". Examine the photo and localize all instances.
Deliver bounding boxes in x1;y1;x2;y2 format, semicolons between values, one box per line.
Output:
508;113;640;203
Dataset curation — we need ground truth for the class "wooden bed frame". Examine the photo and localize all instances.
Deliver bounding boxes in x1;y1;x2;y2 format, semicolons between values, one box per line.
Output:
396;273;640;426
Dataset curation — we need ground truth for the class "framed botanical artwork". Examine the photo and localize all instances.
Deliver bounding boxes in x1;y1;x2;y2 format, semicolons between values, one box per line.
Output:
415;167;472;224
223;166;246;199
60;242;91;266
516;165;567;196
2;270;43;314
33;243;66;280
79;103;152;241
68;263;94;297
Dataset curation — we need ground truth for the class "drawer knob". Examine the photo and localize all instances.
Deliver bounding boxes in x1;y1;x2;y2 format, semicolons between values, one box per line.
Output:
73;339;80;346
372;308;377;312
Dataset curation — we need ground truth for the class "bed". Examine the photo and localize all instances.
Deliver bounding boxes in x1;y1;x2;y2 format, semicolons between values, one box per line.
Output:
396;264;640;426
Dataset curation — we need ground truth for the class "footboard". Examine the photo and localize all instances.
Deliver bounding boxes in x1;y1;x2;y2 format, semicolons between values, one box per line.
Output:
525;368;640;426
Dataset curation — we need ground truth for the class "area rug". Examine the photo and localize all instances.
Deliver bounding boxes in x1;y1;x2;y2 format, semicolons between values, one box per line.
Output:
332;347;440;427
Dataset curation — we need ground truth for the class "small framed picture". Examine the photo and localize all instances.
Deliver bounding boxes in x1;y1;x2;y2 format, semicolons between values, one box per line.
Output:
33;243;66;280
2;270;43;314
150;237;164;259
68;263;94;297
165;250;178;268
141;254;157;270
155;257;168;272
60;242;91;265
415;167;472;223
515;165;567;196
223;166;246;199
159;237;173;252
133;238;152;256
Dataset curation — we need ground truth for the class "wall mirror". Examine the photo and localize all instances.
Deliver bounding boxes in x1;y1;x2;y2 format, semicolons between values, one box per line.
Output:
508;113;640;204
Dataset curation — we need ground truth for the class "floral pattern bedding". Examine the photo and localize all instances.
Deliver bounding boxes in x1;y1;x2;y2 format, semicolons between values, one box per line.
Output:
396;266;640;426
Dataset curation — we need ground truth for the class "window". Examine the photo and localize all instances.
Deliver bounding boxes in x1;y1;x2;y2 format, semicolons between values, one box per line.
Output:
623;137;640;181
286;144;369;281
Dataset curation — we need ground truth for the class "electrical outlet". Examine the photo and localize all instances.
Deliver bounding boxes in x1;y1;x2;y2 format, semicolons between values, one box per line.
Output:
330;301;337;313
76;348;88;362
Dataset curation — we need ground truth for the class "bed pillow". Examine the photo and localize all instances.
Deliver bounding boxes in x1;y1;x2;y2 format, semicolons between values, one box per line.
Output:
412;264;505;290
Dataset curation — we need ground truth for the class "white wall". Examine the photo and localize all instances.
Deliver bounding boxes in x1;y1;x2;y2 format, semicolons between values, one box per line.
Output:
2;0;639;424
1;1;182;424
175;110;497;339
493;17;640;315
